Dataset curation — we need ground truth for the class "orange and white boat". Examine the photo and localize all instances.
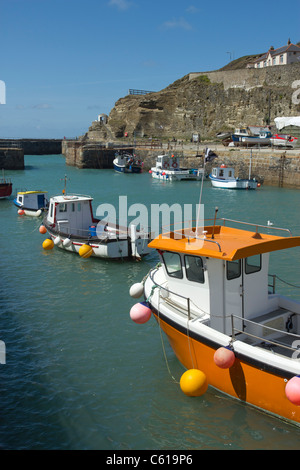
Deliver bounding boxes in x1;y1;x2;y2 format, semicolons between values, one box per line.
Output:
130;211;300;425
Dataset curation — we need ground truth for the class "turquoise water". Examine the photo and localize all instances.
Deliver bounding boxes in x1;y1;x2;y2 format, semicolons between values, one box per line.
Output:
0;154;300;450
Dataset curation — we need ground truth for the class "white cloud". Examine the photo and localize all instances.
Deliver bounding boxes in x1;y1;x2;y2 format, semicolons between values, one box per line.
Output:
186;5;199;14
32;103;52;109
161;17;193;31
108;0;132;10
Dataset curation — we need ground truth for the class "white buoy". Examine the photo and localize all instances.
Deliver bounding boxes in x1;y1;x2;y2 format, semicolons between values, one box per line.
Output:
129;282;144;299
63;238;72;248
54;236;62;246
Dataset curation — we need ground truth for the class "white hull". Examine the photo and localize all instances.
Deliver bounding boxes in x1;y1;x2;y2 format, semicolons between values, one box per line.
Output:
270;138;298;148
24;209;43;217
210;178;257;189
151;169;203;181
46;228;152;260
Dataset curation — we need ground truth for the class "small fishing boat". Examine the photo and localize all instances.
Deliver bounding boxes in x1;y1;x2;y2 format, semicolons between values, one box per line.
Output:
14;190;49;216
150;154;203;181
0;171;12;199
41;193;152;260
113;152;143;173
130;209;300;425
270;134;298;149
232;127;272;147
209;165;258;189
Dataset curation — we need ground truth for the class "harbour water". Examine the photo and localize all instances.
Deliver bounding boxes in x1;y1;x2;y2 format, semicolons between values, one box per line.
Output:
1;154;300;450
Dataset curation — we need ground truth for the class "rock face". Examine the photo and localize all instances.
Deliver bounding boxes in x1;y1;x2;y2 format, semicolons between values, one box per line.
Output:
92;63;300;141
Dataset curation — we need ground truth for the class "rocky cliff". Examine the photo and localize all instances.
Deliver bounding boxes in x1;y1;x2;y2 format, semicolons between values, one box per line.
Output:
88;63;300;141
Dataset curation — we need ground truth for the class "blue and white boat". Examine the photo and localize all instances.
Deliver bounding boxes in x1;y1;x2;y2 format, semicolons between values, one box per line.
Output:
13;190;49;216
209;165;258;189
113;152;143;173
232;127;271;147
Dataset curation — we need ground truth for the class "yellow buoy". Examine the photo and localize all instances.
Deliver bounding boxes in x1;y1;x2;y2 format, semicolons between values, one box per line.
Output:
42;238;54;250
180;369;208;397
79;244;93;258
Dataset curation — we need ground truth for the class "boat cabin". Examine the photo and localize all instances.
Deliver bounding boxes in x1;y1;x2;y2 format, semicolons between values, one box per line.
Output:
150;222;300;337
211;166;235;180
155;155;181;170
47;195;97;238
16;191;48;210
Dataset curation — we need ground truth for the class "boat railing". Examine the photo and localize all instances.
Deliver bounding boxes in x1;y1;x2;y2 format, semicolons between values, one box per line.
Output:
149;268;196;320
159;217;293;239
230;314;300;357
268;274;276;294
219;217;292;236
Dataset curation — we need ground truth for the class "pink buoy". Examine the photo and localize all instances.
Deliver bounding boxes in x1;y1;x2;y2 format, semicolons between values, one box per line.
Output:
285;376;300;406
39;225;47;234
214;346;235;369
130;302;152;324
18;209;25;215
149;170;152;174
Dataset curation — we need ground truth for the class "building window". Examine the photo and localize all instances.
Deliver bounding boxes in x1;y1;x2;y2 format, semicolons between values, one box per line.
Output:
280;54;284;63
162;252;183;279
273;57;276;65
245;254;261;274
185;256;204;284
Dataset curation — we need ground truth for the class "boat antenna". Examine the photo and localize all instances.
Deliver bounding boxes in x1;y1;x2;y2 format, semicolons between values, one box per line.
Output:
211;206;218;239
195;149;206;238
61;174;69;194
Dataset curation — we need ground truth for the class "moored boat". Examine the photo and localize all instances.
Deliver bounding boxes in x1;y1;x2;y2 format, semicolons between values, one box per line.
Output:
41;193;152;260
270;134;298;149
232;127;271;147
150;154;203;181
113;152;143;173
130;212;300;425
209;165;258;189
0;172;12;199
13;190;49;216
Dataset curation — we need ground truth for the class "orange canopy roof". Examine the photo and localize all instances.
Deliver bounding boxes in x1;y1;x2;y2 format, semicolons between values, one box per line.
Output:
149;225;300;261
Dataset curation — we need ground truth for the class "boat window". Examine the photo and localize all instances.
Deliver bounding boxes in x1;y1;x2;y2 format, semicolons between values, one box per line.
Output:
185;256;204;283
245;254;261;274
219;169;224;177
226;259;241;280
72;203;75;212
50;203;53;218
162;252;183;279
78;203;81;212
59;203;67;212
18;195;23;203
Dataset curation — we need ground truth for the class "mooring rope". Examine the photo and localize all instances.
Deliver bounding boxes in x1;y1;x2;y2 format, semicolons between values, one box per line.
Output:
275;275;300;289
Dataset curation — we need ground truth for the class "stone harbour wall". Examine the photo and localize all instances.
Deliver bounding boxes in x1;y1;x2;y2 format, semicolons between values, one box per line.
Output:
0;148;24;170
62;139;300;188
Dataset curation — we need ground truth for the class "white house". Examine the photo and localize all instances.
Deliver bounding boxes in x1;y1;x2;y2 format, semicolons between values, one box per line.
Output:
252;41;300;68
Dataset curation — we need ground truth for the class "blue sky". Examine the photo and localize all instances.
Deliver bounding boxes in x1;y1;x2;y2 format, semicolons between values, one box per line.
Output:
1;0;299;139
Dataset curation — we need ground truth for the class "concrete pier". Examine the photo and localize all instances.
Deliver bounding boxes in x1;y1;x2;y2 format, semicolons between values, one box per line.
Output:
62;139;300;188
0;139;62;155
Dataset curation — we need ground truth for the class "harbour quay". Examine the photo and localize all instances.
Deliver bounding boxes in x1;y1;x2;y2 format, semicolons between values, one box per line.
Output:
62;138;300;188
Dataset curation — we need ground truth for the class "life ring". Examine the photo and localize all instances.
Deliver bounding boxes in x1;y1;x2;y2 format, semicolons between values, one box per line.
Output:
163;162;168;169
172;162;178;169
